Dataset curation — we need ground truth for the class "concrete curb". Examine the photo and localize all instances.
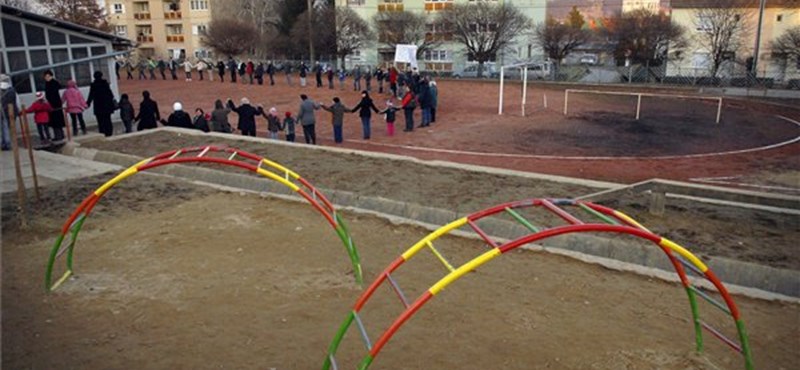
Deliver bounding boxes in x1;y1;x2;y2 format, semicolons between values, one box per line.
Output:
63;146;800;298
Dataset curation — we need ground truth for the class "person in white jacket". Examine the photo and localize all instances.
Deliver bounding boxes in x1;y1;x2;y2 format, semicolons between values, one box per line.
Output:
183;59;193;81
197;59;206;81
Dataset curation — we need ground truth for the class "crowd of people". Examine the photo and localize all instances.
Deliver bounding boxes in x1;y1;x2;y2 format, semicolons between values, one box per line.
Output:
0;69;116;147
109;57;441;145
0;58;441;149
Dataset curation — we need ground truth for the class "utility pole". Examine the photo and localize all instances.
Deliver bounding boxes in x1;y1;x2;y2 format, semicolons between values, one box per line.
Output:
752;0;767;77
307;0;315;63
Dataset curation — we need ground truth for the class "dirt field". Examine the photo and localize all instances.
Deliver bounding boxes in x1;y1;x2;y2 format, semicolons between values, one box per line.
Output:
83;131;800;270
3;176;798;369
113;78;800;184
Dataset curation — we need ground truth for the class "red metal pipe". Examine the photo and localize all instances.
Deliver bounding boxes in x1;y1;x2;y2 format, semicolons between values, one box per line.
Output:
540;199;584;225
354;257;405;311
369;291;434;358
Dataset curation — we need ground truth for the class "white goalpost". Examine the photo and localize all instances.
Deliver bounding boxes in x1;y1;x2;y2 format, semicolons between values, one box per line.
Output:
563;89;724;124
498;62;540;117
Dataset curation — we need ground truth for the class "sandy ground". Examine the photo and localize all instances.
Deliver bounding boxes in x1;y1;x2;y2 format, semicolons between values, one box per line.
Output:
83;131;800;270
3;176;799;369
110;78;800;184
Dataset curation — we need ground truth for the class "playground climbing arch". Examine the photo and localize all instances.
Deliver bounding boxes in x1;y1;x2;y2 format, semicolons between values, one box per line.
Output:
45;146;362;291
323;198;753;370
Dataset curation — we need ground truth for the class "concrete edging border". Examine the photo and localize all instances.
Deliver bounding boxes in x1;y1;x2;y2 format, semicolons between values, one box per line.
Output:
63;144;800;299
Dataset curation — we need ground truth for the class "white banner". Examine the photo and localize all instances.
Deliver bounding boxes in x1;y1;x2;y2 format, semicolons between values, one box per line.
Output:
394;44;418;69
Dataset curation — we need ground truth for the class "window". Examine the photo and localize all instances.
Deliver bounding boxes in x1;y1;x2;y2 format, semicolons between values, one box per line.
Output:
25;24;46;46
115;25;127;36
192;24;207;35
70;35;94;44
348;50;362;60
381;0;402;3
8;51;32;93
30;50;49;92
52;48;72;83
71;47;92;86
190;0;208;10
2;19;24;47
424;50;449;61
347;0;365;5
166;24;183;35
49;30;66;45
113;3;124;13
692;52;710;69
469;23;497;33
777;14;783;22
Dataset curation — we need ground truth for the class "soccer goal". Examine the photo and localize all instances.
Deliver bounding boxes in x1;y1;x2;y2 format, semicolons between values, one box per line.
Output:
497;62;546;117
563;89;724;124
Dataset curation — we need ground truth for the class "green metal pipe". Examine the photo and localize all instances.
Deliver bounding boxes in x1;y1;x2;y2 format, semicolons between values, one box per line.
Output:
45;234;66;290
736;319;754;370
322;311;356;370
504;207;539;233
685;286;704;353
578;203;618;225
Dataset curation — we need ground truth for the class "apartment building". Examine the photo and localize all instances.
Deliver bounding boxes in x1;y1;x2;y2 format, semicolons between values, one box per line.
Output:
337;0;546;73
668;0;800;80
106;0;212;60
622;0;662;13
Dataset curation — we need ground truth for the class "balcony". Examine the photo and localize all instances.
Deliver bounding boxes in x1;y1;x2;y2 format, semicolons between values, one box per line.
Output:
136;35;154;43
425;2;453;11
134;12;151;20
378;3;403;12
166;35;185;43
164;11;182;19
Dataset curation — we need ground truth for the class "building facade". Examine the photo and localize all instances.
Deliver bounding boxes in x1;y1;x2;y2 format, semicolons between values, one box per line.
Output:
337;0;546;74
621;0;662;14
105;0;212;61
668;0;800;81
1;5;129;122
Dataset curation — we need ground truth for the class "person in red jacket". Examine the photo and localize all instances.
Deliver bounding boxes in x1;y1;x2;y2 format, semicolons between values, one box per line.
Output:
388;66;399;98
246;60;255;85
24;92;53;142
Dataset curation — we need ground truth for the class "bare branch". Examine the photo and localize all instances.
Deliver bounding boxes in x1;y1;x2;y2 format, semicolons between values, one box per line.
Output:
693;7;752;77
200;18;259;58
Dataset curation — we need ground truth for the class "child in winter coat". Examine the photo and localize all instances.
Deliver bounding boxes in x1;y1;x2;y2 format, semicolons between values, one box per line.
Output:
338;69;346;90
117;93;135;133
61;80;88;135
25;92;53;142
263;107;282;139
283;112;296;142
379;100;399;136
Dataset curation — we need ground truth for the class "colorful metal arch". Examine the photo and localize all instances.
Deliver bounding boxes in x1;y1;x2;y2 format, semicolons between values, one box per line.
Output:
45;145;362;291
323;198;753;370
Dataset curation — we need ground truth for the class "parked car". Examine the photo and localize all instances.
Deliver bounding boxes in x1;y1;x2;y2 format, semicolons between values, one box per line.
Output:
454;64;500;79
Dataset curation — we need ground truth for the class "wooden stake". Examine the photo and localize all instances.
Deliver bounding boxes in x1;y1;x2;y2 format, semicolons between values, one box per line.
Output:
7;103;27;227
19;105;40;200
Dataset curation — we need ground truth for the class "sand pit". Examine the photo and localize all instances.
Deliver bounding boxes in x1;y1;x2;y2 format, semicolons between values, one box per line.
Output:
2;175;798;369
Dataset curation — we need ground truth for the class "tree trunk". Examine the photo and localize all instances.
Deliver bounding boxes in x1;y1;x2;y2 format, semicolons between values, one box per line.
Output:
477;61;485;78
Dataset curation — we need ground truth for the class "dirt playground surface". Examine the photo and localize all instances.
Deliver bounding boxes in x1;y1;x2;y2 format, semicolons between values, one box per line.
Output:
3;176;799;369
83;131;800;270
114;78;800;184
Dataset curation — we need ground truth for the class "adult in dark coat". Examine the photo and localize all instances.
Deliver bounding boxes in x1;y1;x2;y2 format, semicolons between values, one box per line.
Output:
216;61;225;82
350;91;379;140
227;97;262;136
86;71;116;136
227;58;237;83
134;90;161;131
266;61;276;85
43;70;66;140
417;79;432;128
160;102;195;129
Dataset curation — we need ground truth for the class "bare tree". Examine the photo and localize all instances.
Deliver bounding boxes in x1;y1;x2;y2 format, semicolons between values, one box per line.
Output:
533;17;590;68
606;9;686;68
39;0;111;32
200;18;258;58
290;7;337;60
439;2;529;77
693;7;751;77
211;0;282;58
1;0;35;11
771;26;800;69
337;7;373;67
373;10;440;61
